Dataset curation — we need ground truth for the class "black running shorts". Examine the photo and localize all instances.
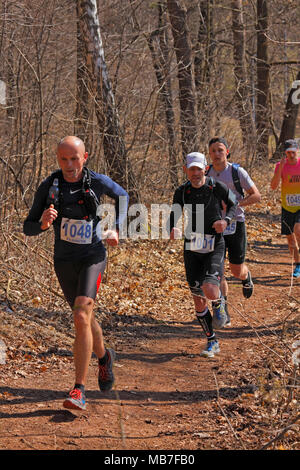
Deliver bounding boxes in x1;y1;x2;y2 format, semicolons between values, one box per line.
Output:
281;208;300;235
184;237;224;297
54;256;106;308
224;221;247;265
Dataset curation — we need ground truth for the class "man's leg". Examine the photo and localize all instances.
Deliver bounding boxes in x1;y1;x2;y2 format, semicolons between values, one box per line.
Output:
287;230;300;277
294;222;300;251
193;294;213;341
220;242;230;324
91;312;106;359
229;262;249;281
64;295;115;410
220;275;231;326
286;233;300;264
91;312;116;392
72;296;95;387
220;275;229;297
70;258;115;391
184;249;222;356
226;222;253;298
193;285;221;357
62;295;94;410
229;261;253;299
59;257;114;409
294;223;300;277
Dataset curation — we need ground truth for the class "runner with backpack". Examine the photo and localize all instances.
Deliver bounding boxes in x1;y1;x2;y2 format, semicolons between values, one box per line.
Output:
207;137;261;326
23;136;129;410
168;152;238;357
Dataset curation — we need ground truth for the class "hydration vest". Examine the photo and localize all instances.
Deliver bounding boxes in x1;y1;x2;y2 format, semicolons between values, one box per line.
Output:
46;167;99;221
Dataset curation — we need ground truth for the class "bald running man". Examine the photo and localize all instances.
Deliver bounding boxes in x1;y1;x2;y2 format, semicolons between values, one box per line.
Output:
24;136;129;410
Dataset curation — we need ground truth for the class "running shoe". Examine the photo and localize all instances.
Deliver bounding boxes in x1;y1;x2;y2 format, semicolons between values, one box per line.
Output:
212;297;227;329
200;340;220;358
98;348;116;392
63;388;86;410
242;270;254;298
293;264;300;278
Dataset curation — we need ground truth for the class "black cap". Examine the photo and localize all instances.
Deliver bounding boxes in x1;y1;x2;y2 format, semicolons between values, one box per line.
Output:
284;139;299;151
209;137;229;148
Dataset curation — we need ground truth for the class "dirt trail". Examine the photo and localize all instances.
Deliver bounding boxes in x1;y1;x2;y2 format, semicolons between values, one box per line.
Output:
0;239;299;452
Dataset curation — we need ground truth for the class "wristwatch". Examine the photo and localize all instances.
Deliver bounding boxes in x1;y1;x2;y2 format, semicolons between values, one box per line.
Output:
224;217;231;226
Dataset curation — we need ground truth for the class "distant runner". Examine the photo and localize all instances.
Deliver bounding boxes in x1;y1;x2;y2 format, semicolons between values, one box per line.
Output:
168;152;237;357
270;139;300;278
23;136;129;410
207;137;261;325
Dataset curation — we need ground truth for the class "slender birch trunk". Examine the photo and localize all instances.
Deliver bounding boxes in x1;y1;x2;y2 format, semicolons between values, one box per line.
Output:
77;0;139;202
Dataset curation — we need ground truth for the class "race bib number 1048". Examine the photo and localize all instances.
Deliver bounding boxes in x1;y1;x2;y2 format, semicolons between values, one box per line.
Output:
61;218;93;244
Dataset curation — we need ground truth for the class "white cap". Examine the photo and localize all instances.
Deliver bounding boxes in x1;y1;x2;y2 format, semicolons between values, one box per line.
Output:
186;152;207;170
284;139;299;152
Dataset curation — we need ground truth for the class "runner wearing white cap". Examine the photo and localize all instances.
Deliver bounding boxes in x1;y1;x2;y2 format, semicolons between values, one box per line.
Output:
168;152;238;357
207;137;261;325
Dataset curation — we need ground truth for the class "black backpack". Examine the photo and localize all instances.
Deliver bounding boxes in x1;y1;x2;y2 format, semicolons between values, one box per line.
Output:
181;176;218;207
206;163;244;197
46;167;99;221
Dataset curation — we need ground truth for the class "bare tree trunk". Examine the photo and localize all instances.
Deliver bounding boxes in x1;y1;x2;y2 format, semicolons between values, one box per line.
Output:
74;3;91;147
271;70;300;161
146;2;178;188
195;0;214;93
167;0;198;159
256;0;270;161
231;0;255;165
194;0;216;148
77;0;139;202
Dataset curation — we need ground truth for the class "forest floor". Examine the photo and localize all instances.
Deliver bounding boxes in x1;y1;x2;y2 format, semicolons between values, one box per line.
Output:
0;183;300;454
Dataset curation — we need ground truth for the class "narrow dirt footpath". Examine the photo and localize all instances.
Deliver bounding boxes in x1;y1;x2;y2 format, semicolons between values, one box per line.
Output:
0;239;299;451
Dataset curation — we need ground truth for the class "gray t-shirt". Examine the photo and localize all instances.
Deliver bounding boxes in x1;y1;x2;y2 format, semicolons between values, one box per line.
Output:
207;163;254;222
